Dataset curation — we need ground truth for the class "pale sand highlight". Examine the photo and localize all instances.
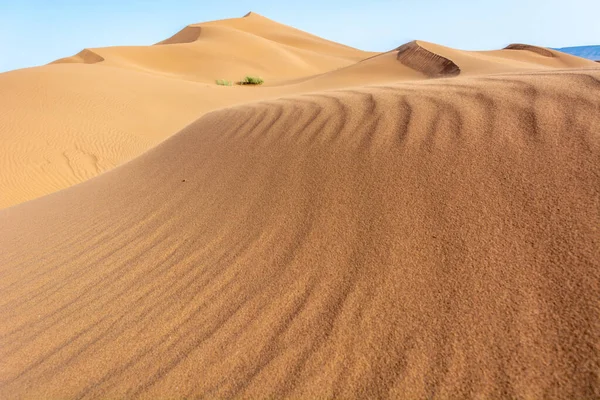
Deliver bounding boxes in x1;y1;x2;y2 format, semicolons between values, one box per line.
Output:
0;12;599;400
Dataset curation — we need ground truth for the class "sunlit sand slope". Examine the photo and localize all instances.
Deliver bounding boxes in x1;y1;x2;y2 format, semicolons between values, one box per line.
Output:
1;70;598;399
53;12;373;83
1;13;597;210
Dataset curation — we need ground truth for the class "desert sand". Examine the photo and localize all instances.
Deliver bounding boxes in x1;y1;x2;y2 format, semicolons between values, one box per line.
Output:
0;12;599;399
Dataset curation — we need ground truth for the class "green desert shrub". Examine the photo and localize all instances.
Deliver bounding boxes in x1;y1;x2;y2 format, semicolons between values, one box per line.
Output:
215;79;232;86
239;76;264;85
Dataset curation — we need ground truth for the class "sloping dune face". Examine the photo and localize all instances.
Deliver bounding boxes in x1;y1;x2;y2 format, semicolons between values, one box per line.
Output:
504;43;555;57
0;13;376;209
1;70;599;399
395;40;461;77
155;26;203;45
53;12;373;82
53;49;105;64
0;63;270;208
200;12;366;58
1;12;598;210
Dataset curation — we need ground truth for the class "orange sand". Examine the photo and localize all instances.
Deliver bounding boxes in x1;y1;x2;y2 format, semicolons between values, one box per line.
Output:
0;12;599;399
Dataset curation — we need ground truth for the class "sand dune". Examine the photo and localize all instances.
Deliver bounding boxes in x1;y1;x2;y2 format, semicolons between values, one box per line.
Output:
0;13;376;209
505;43;555;57
265;39;599;91
53;12;372;83
57;49;105;64
1;13;600;398
155;25;204;45
0;63;262;208
0;15;370;208
395;41;461;77
1;69;599;398
1;14;597;209
200;12;368;58
415;40;597;75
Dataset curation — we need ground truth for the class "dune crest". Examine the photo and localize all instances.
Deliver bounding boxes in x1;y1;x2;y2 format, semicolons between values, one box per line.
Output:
395;40;461;77
504;43;555;57
0;14;598;209
52;48;105;64
155;26;203;45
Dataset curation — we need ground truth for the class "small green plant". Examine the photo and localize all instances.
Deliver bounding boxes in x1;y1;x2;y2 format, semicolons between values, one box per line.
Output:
216;79;232;86
239;76;264;85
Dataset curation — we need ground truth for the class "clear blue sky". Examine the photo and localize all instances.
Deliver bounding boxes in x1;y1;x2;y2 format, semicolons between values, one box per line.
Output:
1;0;599;73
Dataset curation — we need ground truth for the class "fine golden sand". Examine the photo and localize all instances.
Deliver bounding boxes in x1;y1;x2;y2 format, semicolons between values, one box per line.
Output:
0;12;599;399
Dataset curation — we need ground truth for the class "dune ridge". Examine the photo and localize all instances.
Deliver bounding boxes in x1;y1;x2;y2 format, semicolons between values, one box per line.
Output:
49;14;373;89
155;26;203;45
1;69;599;398
1;12;598;209
53;48;105;64
505;43;555;57
395;40;461;77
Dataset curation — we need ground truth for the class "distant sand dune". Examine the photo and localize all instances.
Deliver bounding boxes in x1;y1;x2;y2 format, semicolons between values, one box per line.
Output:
155;26;203;45
0;69;599;399
53;48;105;64
505;43;555;57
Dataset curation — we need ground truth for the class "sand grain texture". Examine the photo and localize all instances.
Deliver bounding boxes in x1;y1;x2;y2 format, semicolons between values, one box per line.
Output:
1;12;600;400
1;69;600;399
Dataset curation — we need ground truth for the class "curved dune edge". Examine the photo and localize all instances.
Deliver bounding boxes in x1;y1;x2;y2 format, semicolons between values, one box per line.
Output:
504;43;555;57
0;70;598;399
51;48;105;64
3;11;599;210
154;13;265;45
155;26;203;45
394;40;461;77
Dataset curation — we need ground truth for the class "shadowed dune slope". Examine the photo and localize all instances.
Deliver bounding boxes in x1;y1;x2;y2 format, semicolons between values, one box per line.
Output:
505;43;555;57
413;41;598;75
395;41;461;77
156;26;203;45
1;70;599;399
56;49;105;64
297;40;463;88
287;40;599;90
280;51;427;90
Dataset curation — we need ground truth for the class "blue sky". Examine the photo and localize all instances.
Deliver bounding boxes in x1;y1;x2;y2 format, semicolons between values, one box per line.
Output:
1;0;599;73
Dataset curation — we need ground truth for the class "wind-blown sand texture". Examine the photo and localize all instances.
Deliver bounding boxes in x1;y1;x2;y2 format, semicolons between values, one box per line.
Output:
1;12;599;400
1;14;596;209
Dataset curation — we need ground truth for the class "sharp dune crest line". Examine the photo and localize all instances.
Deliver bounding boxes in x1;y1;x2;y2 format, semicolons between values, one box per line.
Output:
1;70;599;399
504;43;555;57
395;40;461;77
155;26;204;45
53;49;105;64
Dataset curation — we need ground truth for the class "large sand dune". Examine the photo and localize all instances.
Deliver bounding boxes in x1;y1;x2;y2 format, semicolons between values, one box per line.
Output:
1;69;599;398
54;13;371;83
1;12;599;399
1;14;597;209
